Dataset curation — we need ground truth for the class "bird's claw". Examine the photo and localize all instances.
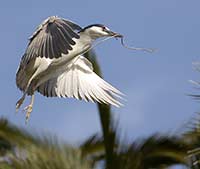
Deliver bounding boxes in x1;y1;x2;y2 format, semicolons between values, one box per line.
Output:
16;103;20;113
16;98;25;113
23;105;33;124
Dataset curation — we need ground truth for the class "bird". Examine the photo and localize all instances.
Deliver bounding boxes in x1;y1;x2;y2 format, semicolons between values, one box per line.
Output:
16;16;123;122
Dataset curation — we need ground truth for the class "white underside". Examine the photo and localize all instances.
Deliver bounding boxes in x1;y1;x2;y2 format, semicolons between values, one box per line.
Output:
37;55;123;107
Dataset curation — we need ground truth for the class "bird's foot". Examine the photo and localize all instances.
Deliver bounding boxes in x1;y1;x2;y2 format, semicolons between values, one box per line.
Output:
23;105;33;124
16;97;25;113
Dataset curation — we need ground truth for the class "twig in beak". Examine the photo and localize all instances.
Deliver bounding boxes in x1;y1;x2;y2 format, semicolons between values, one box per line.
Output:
119;36;156;53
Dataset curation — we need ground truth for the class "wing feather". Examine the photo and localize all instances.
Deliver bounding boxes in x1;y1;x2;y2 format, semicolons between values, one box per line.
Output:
21;16;82;65
37;56;123;107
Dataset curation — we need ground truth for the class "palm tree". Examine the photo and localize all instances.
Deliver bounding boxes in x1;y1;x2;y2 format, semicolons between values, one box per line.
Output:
0;51;190;169
0;118;92;169
81;127;189;169
83;51;189;169
84;50;116;169
0;116;188;169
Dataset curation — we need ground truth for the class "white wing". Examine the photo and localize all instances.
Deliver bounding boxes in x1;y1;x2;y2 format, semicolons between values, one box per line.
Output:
37;56;123;107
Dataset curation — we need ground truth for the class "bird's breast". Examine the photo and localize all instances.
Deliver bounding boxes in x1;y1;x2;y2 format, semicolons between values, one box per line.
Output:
49;36;92;67
33;36;92;88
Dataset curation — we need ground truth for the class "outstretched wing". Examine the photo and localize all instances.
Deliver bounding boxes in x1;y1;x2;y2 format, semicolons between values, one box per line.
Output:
21;16;82;65
37;56;123;107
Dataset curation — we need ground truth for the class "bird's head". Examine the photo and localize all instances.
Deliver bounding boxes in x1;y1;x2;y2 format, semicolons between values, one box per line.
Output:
80;24;122;39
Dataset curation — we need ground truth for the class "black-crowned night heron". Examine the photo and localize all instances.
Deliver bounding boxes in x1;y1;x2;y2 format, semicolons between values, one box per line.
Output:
16;16;123;122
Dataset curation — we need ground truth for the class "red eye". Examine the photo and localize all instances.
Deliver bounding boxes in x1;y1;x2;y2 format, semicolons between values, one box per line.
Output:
102;26;106;31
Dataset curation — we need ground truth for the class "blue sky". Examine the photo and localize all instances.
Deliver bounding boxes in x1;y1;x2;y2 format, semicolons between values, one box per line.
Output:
1;0;200;147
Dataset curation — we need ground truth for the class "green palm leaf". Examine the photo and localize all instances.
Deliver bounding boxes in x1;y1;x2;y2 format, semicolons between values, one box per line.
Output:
0;118;92;169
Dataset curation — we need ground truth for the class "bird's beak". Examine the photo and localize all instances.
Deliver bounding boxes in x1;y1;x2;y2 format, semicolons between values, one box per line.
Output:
108;30;123;38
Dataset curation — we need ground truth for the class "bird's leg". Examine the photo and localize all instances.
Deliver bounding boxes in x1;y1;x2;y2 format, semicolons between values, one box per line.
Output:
24;94;35;124
16;93;26;112
16;75;34;112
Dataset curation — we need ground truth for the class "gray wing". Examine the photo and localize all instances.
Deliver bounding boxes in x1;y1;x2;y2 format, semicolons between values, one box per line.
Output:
22;16;82;65
37;56;123;107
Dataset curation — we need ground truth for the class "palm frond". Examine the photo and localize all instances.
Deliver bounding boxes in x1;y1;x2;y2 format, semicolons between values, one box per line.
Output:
81;134;104;157
0;118;93;169
182;112;200;168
